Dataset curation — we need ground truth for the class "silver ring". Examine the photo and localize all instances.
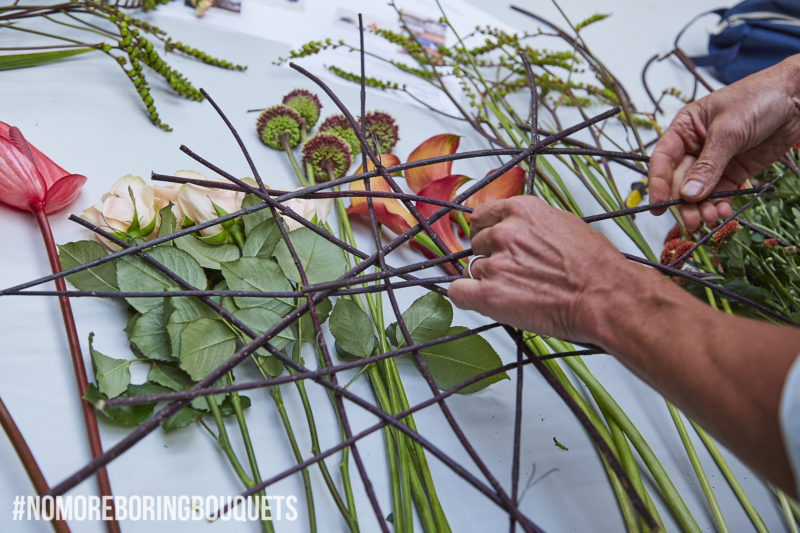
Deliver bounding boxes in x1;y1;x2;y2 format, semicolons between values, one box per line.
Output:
466;254;488;279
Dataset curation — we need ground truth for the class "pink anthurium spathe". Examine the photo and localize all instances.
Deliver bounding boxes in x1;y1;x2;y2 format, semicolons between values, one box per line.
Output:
404;133;459;193
0;121;86;214
414;175;469;274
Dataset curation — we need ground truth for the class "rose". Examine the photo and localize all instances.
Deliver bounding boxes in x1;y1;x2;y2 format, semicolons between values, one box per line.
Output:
176;170;244;244
80;174;162;248
280;190;332;231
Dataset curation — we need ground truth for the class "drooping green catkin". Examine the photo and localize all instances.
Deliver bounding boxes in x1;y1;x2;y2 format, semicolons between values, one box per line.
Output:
274;38;344;64
163;38;246;70
282;89;322;129
327;65;402;91
319;115;361;157
257;105;304;149
302;133;352;181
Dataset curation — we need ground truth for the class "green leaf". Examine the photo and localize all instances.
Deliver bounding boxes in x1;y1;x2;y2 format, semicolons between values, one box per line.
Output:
126;305;173;361
395;292;452;346
84;384;156;426
241;194;271;234
166;297;216;357
273;228;347;285
255;355;284;378
178;318;237;381
220;257;294;315
296;298;332;342
148;362;193;391
329;299;376;357
89;333;131;399
219;394;251;417
0;48;93;71
58;240;118;292
117;247;206;313
242;218;282;258
175;234;240;270
162;407;204;432
157;205;177;239
232;307;294;352
415;326;508;394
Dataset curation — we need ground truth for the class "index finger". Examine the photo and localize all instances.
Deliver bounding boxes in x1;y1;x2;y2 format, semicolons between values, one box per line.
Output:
648;128;686;214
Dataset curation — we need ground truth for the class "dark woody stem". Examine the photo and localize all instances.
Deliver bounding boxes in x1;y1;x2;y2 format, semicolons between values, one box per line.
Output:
31;209;120;533
0;396;71;533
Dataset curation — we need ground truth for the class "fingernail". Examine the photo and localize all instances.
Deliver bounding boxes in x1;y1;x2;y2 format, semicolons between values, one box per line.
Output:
681;180;703;197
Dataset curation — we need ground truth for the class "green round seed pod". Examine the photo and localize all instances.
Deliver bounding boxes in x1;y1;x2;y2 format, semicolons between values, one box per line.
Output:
256;105;304;150
282;88;322;129
302;133;352;181
319;114;360;156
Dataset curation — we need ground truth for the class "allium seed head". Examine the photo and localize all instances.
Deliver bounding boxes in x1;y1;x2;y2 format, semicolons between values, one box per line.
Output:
302;133;352;181
256;105;304;150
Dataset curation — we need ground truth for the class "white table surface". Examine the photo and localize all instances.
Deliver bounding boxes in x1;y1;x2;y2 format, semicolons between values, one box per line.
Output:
0;0;791;531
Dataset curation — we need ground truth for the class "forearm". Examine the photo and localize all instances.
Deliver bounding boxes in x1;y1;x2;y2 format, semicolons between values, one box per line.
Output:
586;260;800;494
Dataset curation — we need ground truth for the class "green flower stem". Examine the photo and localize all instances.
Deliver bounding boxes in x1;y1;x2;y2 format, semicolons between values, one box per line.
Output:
205;396;255;489
269;383;317;533
0;21;97;46
540;337;699;532
599;452;639;533
667;403;728;533
453;211;470;239
606;415;664;532
229;383;272;533
695;246;733;313
777;489;799;533
280;134;308;187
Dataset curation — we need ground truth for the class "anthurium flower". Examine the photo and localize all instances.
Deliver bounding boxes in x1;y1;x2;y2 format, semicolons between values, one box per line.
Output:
177;170;245;242
0;121;86;214
346;154;418;236
404;133;459;193
415;175;469;273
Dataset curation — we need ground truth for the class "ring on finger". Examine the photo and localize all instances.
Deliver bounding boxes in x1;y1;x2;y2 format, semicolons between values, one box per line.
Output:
466;254;488;279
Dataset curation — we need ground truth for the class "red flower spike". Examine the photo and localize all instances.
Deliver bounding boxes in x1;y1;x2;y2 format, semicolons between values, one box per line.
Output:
347;154;417;236
415;175;469;271
710;219;740;244
461;166;524;225
0;122;86;214
404;133;459;194
660;238;695;268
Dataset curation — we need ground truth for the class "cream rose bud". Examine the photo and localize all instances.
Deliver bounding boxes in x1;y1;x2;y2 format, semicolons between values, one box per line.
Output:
101;174;160;234
176;170;244;237
280;192;333;231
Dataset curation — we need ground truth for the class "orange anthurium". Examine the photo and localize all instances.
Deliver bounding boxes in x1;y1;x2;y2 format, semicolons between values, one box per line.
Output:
461;166;525;224
404;133;459;194
347;153;417;236
414;175;469;274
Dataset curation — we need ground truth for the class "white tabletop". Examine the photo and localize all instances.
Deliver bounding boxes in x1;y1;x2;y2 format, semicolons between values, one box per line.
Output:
0;1;790;532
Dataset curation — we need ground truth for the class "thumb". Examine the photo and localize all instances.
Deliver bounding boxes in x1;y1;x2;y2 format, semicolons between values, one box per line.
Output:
680;133;738;201
447;278;484;312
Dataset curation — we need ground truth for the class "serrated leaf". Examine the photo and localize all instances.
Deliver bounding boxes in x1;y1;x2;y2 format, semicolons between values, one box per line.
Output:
89;333;131;399
330;299;376;357
117;247;206;313
273;228;347;285
85;384;156;426
395;292;452;346
166;297;216;357
127;305;173;361
296;298;332;342
175;234;240;270
242;218;281;258
416;327;508;394
178;318;237;381
58;240;118;292
220;257;294;314
162;407;204;432
148;362;193;391
242;194;272;234
232;307;293;352
0;48;93;71
219;395;251;417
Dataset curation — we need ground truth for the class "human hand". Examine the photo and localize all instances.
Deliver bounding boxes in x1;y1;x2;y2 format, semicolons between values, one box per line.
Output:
649;54;800;231
448;196;632;344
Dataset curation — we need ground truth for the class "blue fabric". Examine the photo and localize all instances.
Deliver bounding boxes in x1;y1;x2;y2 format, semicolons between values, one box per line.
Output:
781;354;800;495
687;0;800;83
